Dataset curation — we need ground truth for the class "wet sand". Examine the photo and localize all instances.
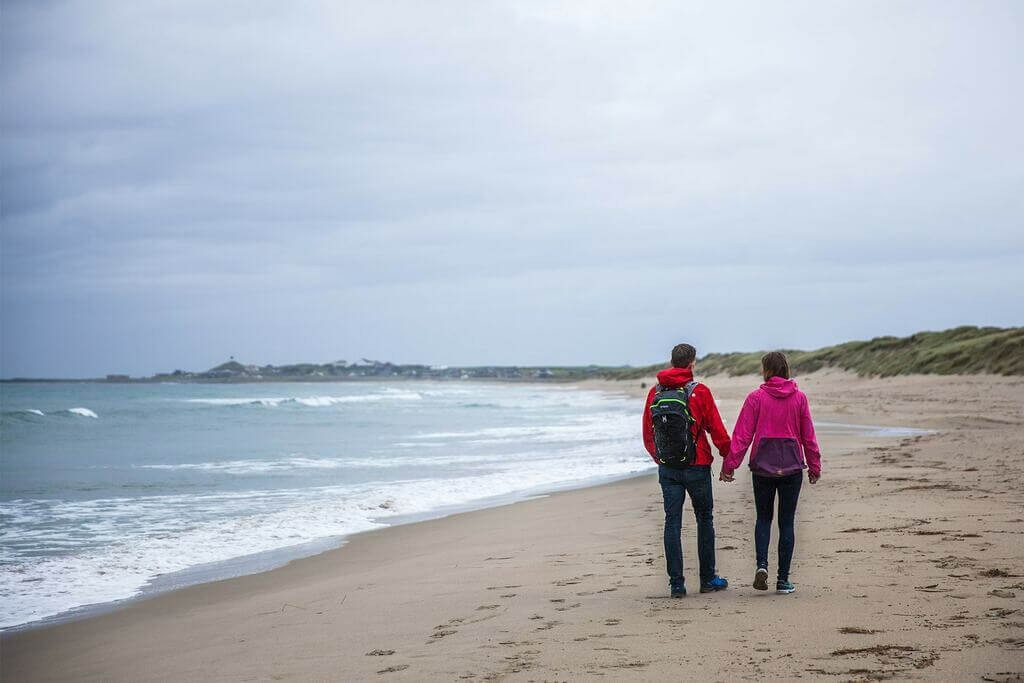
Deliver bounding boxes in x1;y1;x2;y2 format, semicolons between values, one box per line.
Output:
4;371;1023;681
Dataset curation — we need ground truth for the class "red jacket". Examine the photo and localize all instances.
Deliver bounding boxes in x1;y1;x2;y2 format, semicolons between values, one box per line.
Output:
643;367;731;466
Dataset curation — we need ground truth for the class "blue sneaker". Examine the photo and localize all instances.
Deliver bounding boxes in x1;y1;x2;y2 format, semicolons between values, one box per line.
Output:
700;576;729;593
776;580;796;594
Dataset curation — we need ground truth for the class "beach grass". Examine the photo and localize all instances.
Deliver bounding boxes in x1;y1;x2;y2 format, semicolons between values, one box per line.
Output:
610;325;1024;379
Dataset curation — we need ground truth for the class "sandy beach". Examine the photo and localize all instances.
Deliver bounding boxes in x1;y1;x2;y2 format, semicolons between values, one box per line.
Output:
3;371;1023;682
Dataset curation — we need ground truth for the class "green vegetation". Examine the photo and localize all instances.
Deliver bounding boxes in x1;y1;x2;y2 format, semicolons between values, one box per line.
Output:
614;326;1024;379
209;361;247;373
10;326;1017;383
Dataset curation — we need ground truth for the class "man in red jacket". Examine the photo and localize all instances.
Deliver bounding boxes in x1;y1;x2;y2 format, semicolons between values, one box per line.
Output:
643;343;732;597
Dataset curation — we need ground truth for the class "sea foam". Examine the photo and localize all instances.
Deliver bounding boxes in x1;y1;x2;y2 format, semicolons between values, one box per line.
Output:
0;442;647;629
183;392;422;407
0;382;639;629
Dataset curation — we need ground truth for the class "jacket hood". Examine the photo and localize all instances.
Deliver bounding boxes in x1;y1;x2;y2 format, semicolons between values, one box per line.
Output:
656;366;694;388
761;376;798;398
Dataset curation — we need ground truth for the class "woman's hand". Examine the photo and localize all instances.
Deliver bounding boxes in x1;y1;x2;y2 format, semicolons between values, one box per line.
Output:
808;472;820;484
719;469;734;483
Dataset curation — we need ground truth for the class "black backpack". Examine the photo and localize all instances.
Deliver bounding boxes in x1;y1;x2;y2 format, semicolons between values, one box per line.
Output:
650;381;699;468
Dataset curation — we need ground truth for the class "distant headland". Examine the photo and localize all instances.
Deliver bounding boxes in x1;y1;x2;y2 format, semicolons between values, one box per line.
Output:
3;325;1021;382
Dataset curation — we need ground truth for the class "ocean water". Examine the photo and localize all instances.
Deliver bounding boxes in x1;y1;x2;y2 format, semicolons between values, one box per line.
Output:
0;381;651;629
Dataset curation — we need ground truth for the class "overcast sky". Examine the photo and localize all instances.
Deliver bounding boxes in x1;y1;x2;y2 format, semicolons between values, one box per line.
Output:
2;1;1022;378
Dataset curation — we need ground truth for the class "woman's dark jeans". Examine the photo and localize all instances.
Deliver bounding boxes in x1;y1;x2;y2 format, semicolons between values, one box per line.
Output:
659;464;716;591
752;471;802;582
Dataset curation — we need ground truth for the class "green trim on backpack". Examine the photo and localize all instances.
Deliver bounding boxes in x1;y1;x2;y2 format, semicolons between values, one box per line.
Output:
650;380;700;468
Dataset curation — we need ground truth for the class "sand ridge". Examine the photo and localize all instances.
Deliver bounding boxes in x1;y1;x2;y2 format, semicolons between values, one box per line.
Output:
3;371;1023;681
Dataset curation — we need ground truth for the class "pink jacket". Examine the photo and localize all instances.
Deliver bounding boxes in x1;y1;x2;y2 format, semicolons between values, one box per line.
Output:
722;377;821;478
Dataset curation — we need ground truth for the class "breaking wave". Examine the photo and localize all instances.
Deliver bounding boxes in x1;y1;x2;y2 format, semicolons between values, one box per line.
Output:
2;408;98;420
183;392;423;408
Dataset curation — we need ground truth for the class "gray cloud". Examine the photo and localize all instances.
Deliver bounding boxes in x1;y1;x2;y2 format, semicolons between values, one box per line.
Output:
2;0;1023;377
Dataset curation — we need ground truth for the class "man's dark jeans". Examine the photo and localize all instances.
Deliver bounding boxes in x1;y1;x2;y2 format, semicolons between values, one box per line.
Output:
752;471;803;582
658;464;716;591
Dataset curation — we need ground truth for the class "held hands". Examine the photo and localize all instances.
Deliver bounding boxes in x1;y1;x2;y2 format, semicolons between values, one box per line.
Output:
718;469;819;483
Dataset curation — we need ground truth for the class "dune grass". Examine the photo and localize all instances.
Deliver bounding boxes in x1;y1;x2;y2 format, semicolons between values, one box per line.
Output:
609;326;1024;379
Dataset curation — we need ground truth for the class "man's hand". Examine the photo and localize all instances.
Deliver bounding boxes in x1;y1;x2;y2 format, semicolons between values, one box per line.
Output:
719;470;734;483
808;472;820;484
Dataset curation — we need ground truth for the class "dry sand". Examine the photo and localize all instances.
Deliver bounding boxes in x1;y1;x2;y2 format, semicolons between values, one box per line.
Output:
3;371;1023;681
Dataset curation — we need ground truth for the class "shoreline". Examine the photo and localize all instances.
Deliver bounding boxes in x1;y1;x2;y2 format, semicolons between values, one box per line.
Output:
3;471;653;633
3;468;656;635
4;410;928;635
4;371;1022;681
1;379;645;632
3;374;928;635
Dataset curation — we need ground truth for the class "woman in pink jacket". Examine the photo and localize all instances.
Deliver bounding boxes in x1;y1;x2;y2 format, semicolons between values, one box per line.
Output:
720;352;821;594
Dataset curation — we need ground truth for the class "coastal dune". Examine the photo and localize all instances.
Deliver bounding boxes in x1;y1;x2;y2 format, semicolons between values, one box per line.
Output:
4;371;1023;681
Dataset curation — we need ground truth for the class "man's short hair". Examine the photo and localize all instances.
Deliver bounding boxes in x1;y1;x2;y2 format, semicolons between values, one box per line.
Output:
671;343;697;368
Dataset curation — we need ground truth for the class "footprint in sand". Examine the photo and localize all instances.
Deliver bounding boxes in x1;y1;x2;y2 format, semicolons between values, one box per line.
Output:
554;602;581;612
828;644;940;673
429;621;460;643
429;629;457;642
366;649;396;656
377;664;410;674
991;638;1024;650
986;608;1019;619
604;618;621;626
980;568;1016;578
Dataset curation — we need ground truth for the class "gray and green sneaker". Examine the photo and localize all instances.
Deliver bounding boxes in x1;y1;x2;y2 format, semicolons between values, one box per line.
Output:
753;568;769;591
776;580;796;594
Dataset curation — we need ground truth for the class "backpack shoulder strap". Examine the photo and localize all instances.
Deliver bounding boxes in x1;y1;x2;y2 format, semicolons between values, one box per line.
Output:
683;380;699;399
